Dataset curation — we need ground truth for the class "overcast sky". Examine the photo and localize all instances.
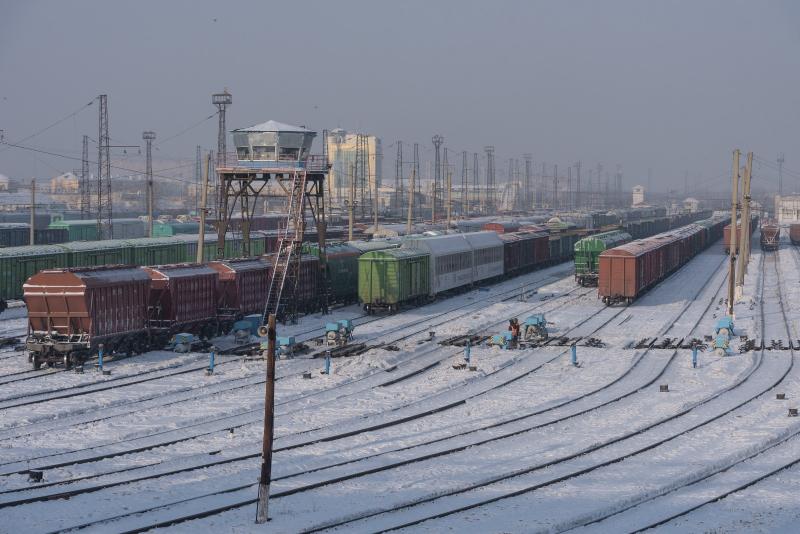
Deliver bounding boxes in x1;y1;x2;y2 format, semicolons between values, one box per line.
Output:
1;0;799;193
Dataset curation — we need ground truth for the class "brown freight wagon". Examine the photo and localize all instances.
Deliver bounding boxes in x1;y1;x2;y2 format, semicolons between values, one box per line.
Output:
142;264;219;341
790;223;800;246
598;225;701;305
722;224;743;254
24;266;151;368
261;253;321;315
208;258;269;326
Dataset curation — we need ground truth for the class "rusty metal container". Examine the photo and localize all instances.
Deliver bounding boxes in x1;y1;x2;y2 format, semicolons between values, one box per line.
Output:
24;266;151;366
142;264;218;336
790;223;800;246
483;221;521;234
208;258;269;319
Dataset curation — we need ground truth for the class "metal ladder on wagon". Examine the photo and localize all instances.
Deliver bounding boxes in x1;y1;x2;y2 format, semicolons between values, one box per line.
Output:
263;168;308;324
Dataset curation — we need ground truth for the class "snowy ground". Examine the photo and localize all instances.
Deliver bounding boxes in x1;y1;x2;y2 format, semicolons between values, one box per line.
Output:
0;240;797;534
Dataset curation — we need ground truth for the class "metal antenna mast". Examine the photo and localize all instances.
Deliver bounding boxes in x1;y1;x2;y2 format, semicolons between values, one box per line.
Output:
461;151;468;216
431;135;443;223
473;152;479;214
778;153;785;196
442;147;448;222
96;94;112;239
212;90;232;216
143;130;156;237
80;134;90;219
394;141;403;217
567;166;573;210
485;146;495;211
413;142;421;220
553;164;558;209
524;154;532;212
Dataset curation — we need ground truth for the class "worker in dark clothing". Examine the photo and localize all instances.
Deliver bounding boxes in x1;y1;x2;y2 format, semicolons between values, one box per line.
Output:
509;318;521;349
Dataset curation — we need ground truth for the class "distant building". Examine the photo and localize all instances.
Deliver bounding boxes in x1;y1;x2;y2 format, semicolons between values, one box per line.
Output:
50;172;79;194
774;195;800;224
683;197;702;212
632;185;644;206
326;129;382;202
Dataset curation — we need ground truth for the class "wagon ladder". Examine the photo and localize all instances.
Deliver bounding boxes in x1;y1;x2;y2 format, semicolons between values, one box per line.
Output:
263;169;308;323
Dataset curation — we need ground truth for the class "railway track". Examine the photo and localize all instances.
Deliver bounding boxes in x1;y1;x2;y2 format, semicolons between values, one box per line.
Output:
565;245;800;533
9;250;740;533
0;267;585;471
356;250;792;533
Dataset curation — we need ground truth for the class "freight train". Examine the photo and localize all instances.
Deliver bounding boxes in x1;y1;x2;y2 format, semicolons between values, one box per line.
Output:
760;221;780;251
358;230;565;313
722;215;760;254
573;230;632;286
597;216;729;305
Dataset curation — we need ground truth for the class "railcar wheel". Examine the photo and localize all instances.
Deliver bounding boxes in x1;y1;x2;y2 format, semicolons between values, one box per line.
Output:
63;353;72;369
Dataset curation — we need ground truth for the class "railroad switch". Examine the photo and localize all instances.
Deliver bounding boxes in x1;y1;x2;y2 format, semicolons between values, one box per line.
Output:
659;384;669;393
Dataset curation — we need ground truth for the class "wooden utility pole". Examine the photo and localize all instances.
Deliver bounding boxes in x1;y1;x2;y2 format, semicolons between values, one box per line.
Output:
727;149;740;318
29;178;35;246
737;152;753;289
196;153;211;264
255;313;277;523
406;167;416;235
348;163;355;241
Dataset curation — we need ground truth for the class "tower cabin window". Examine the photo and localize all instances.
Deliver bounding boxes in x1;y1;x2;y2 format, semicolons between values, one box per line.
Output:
279;147;299;161
252;146;275;160
236;146;250;160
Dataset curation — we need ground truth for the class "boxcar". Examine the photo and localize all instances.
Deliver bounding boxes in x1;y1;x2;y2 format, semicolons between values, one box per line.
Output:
208;258;269;323
0;223;30;247
463;231;504;283
790;223;800;246
142;264;219;339
402;234;473;295
760;223;780;251
60;240;131;267
48;219;100;241
24;266;151;368
303;242;361;304
573;230;632;286
499;233;524;275
598;217;727;305
34;227;69;245
127;237;185;266
261;253;321;314
358;248;430;313
722;224;744;254
0;245;68;304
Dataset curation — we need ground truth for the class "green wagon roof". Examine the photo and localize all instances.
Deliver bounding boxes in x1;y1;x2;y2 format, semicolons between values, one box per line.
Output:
57;239;133;251
123;237;183;247
574;230;632;251
359;248;429;260
0;244;66;257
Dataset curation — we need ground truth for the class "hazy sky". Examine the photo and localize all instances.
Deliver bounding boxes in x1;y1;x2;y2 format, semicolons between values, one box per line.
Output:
1;0;799;193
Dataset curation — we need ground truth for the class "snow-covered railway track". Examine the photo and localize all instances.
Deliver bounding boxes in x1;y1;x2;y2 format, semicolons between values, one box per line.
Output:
575;246;800;533
366;250;794;534
0;283;591;482
0;270;581;449
13;252;742;533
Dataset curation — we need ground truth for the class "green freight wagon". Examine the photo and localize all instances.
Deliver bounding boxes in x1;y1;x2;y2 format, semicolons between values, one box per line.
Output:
111;219;146;239
358;248;430;313
126;237;186;265
573;230;631;286
60;240;131;267
303;242;360;304
152;221;210;237
0;245;68;303
49;219;99;241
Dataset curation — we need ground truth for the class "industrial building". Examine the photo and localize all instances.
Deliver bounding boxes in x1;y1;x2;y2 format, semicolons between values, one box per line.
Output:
326;129;382;204
774;194;800;224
